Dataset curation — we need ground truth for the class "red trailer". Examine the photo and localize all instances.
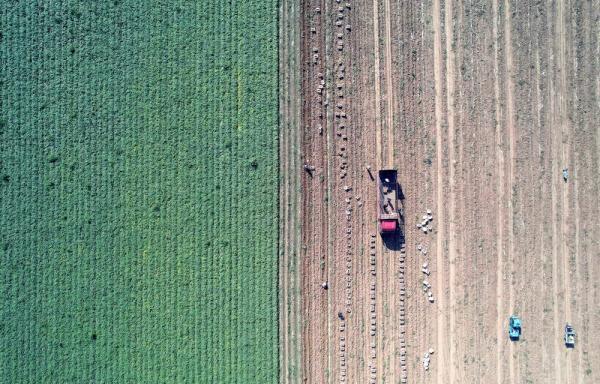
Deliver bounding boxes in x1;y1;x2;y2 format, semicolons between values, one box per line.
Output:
378;169;401;234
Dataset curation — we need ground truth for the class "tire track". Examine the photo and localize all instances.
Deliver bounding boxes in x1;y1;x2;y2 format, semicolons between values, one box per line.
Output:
561;3;589;384
443;1;457;382
279;51;291;383
550;152;562;384
432;1;448;383
573;156;583;384
373;0;387;381
371;2;383;382
503;1;516;383
378;0;395;380
322;2;335;382
491;1;505;383
556;0;572;381
549;14;563;380
372;0;382;171
587;148;600;384
533;39;551;382
383;0;394;167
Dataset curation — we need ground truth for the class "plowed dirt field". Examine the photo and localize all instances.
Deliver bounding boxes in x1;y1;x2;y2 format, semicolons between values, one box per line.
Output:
280;1;600;383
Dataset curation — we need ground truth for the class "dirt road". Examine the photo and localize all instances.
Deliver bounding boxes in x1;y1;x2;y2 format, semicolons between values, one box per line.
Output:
280;1;600;383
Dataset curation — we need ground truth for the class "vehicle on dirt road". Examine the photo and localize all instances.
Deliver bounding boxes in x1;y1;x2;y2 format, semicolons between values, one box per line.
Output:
509;315;521;340
564;323;576;348
377;169;401;235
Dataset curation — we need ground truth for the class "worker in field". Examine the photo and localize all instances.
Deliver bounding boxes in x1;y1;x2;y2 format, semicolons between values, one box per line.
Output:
304;162;315;176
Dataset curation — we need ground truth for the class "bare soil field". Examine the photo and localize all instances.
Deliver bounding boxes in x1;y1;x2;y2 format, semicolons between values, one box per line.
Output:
280;1;600;383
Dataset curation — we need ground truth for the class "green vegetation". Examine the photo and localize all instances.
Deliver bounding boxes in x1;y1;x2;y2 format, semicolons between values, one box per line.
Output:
0;1;278;382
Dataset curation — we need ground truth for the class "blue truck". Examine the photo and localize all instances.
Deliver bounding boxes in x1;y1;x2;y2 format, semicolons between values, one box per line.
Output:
509;316;521;341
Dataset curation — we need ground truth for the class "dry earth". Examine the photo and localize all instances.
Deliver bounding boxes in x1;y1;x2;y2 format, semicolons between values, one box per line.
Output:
280;0;600;383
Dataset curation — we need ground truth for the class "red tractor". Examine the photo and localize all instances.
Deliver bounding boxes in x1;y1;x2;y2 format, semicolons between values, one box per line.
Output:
377;169;401;235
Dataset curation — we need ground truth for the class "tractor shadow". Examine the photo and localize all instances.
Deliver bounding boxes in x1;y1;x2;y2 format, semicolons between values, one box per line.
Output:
382;231;405;250
397;182;406;201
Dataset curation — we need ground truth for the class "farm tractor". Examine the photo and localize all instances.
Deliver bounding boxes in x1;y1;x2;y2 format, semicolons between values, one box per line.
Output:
377;169;401;235
508;315;521;341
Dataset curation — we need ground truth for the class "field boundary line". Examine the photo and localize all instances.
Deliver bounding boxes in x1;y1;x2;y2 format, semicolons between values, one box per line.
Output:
278;0;302;382
279;0;288;381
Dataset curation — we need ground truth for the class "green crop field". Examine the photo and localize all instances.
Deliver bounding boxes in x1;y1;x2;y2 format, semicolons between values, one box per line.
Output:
0;1;278;382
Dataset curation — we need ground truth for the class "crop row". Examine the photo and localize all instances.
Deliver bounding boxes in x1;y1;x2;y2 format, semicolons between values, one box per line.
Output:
0;1;278;382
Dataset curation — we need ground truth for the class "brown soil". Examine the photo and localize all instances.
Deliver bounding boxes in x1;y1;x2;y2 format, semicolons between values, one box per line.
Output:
280;1;600;383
